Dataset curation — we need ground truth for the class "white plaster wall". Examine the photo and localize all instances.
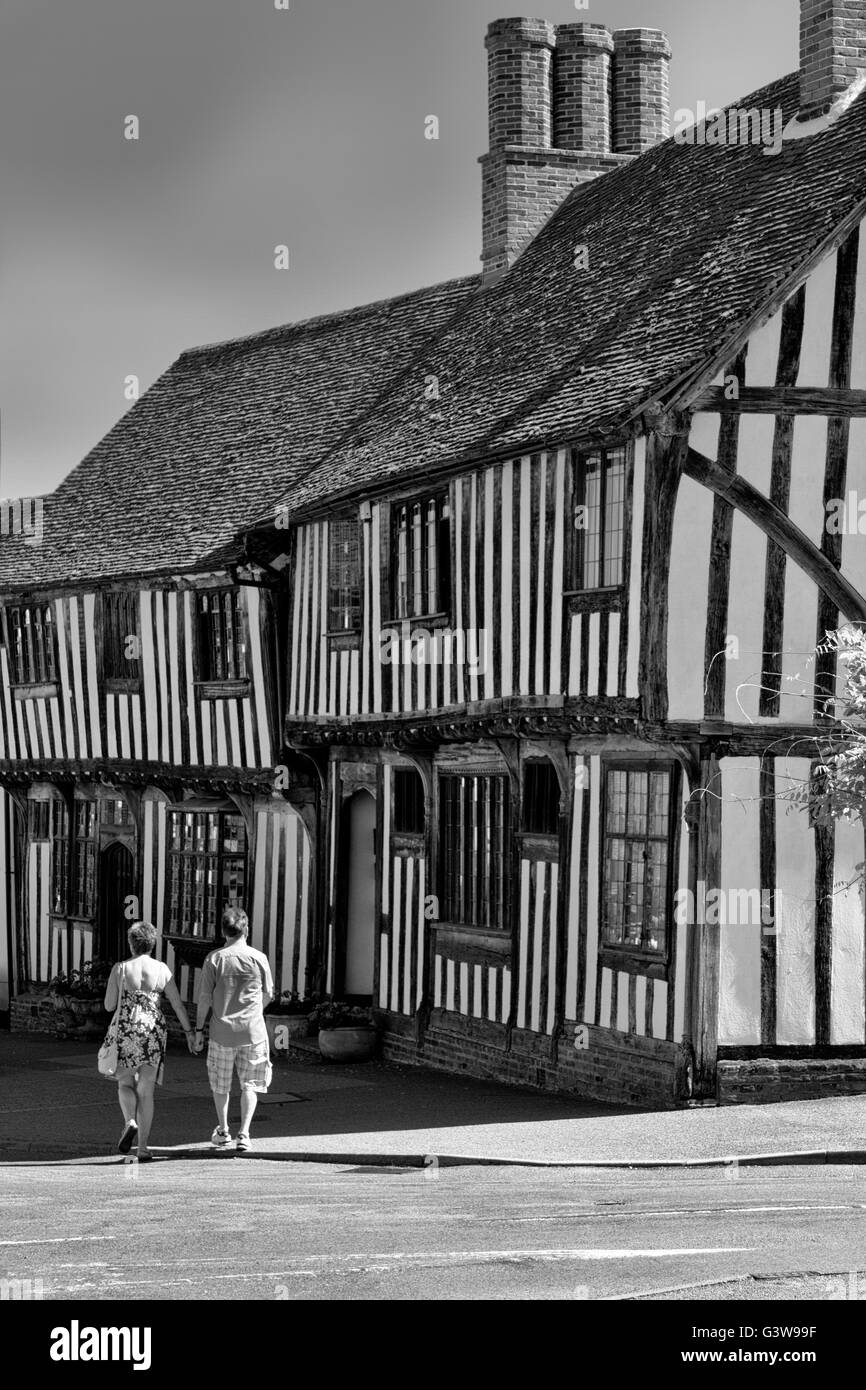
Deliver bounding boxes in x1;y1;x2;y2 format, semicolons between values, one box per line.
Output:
667;420;716;721
830;811;866;1044
717;757;761;1044
774;759;817;1044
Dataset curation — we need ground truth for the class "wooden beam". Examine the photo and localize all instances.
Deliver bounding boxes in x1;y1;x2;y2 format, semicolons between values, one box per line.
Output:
704;349;748;719
759;759;777;1046
639;413;690;721
693;386;866;417
690;754;722;1098
684;447;866;623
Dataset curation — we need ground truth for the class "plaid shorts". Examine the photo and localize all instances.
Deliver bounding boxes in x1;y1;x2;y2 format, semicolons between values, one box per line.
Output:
207;1039;273;1094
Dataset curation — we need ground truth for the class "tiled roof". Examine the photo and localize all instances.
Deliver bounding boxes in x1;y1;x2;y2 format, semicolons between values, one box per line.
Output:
0;276;479;587
278;72;866;520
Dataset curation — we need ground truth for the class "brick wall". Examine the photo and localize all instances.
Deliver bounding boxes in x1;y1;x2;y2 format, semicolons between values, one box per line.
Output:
380;1010;683;1108
719;1057;866;1104
612;29;672;156
800;0;866;118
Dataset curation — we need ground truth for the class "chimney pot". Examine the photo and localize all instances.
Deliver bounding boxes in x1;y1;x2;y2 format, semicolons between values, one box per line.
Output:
613;28;672;155
553;24;615;153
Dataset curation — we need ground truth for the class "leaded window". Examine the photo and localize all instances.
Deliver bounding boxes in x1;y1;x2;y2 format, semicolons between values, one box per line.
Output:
197;590;247;682
4;604;57;685
573;448;626;590
439;774;509;930
327;519;362;632
602;765;673;955
392;494;451;620
167;809;248;939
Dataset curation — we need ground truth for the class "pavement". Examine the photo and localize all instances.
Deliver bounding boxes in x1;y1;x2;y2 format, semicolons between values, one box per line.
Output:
2;1032;866;1168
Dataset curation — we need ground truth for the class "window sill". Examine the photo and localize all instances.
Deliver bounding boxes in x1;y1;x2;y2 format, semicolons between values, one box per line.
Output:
194;680;251;700
104;677;142;695
599;948;668;980
325;631;361;650
563;588;624;613
517;831;560;860
433;924;511;955
12;682;59;700
391;832;426;856
381;612;452;631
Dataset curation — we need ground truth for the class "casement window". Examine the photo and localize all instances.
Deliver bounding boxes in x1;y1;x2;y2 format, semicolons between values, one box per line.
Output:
51;801;70;915
4;604;57;685
393;768;425;835
167;809;248;939
29;801;50;840
573;448;627;590
601;765;674;956
392;494;451;620
197;590;247;682
101;797;132;827
103;592;140;681
327;519;362;633
47;798;99;918
439;773;510;930
521;761;560;836
72;801;98;919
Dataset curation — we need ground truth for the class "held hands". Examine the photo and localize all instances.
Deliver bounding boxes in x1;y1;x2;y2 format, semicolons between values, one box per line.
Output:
186;1029;204;1055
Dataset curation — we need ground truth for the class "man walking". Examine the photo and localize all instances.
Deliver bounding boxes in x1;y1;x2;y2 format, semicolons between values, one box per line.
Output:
194;906;274;1152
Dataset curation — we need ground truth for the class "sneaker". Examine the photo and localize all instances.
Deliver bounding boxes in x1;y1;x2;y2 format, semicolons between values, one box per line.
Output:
210;1127;232;1148
235;1132;252;1152
117;1121;138;1155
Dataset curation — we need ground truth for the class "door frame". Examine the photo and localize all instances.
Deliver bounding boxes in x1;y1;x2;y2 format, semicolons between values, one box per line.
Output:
334;786;377;1002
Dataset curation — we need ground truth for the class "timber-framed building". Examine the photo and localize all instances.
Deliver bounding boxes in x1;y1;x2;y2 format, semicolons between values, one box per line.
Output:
4;2;866;1106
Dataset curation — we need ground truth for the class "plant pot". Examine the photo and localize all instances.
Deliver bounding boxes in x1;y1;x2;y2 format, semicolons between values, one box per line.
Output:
265;1014;309;1054
317;1026;377;1063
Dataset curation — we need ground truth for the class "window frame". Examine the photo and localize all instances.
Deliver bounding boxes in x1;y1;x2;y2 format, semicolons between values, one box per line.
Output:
165;805;249;942
387;490;452;625
392;767;426;840
598;759;680;972
2;602;58;688
520;759;561;839
567;445;631;597
194;587;250;693
437;770;512;934
102;590;142;690
326;515;363;639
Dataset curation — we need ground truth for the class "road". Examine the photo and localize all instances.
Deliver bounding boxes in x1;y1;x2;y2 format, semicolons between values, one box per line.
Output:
2;1159;866;1300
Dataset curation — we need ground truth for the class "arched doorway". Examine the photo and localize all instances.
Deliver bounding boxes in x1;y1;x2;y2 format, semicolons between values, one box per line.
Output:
338;790;377;1000
97;841;136;965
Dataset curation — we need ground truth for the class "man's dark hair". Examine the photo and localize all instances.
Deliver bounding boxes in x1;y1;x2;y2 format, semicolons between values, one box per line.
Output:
221;906;249;939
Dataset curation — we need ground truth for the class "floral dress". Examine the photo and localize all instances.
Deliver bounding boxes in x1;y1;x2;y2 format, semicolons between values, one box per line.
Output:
114;964;169;1083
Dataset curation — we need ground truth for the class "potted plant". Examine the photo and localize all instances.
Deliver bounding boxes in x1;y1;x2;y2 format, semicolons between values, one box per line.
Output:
69;960;112;1022
48;972;76;1033
264;991;312;1055
308;1000;378;1062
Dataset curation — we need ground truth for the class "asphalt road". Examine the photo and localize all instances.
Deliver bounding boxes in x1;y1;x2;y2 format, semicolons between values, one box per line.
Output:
3;1159;866;1301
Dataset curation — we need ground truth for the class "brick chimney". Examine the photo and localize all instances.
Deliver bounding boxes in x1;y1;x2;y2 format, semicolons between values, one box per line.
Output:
481;18;672;285
613;29;672;154
799;0;866;119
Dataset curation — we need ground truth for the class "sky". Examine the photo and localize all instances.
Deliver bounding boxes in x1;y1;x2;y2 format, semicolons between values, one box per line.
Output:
0;0;797;499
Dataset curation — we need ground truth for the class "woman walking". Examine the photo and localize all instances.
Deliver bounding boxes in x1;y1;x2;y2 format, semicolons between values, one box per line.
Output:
103;920;196;1160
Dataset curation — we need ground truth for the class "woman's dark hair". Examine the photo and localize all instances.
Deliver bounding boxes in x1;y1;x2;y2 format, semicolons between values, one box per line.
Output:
128;921;158;956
